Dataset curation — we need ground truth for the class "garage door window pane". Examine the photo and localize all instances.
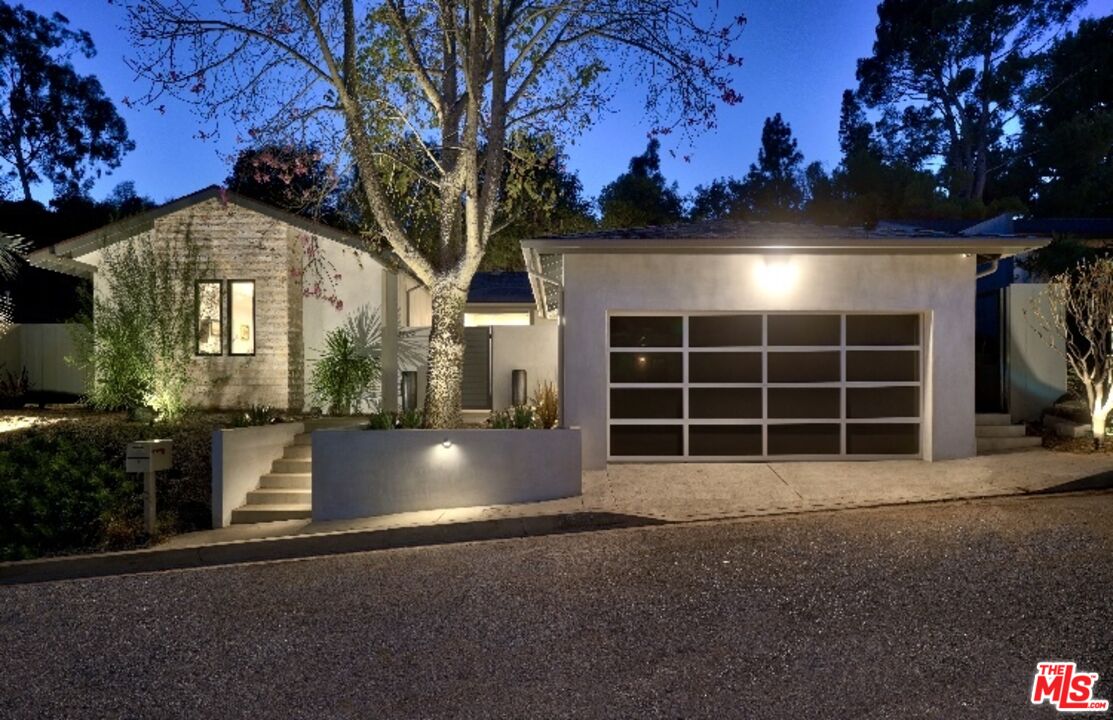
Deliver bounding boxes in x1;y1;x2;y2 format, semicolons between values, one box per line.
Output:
768;352;840;383
611;389;683;419
768;424;840;454
610;316;682;347
610;352;682;383
847;423;919;454
846;350;919;382
689;388;762;418
847;387;919;418
689;352;762;383
689;315;762;347
690;426;762;456
767;314;840;346
769;388;840;419
846;314;919;346
610;425;683;456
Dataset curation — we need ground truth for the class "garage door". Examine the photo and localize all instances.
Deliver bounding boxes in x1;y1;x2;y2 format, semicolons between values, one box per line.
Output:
607;313;922;460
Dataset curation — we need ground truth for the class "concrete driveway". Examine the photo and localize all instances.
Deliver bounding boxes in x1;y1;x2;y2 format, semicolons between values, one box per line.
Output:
584;448;1113;522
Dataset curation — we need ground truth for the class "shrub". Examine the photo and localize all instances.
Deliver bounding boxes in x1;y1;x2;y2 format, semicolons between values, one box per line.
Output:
364;409;425;430
310;326;381;415
0;366;31;409
0;413;227;561
532;380;559;429
70;234;209;421
489;405;535;429
230;404;283;427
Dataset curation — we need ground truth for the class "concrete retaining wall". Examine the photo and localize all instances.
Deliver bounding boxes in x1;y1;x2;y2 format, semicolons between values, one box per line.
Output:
212;422;304;528
312;428;582;521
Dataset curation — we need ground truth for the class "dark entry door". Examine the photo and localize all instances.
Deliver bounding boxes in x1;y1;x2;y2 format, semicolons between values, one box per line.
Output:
975;288;1006;413
462;326;492;409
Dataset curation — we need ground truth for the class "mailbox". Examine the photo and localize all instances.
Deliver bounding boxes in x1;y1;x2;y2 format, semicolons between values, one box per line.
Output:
126;439;173;473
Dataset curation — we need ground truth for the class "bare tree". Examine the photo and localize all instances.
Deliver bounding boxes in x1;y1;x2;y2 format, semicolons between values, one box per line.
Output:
1029;258;1113;446
123;0;744;427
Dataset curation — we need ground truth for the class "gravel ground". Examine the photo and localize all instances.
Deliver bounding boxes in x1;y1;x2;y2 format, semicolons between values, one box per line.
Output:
2;493;1112;719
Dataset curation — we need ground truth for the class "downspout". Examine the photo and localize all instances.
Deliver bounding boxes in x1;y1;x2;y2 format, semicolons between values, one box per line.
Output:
975;256;1000;279
527;261;566;428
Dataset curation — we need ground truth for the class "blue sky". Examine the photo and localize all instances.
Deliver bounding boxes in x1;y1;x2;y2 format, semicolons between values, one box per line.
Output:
28;0;1113;205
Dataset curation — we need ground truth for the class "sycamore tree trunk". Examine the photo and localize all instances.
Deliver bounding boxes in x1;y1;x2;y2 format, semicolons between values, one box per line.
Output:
423;279;469;428
1090;387;1111;450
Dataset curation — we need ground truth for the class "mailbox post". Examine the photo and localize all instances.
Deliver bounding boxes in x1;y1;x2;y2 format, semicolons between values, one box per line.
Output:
126;439;173;535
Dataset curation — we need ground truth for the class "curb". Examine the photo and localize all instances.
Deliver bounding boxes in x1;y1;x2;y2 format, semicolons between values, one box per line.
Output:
0;512;665;586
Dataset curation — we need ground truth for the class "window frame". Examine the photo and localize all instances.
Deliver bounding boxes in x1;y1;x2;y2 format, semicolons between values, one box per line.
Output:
226;279;257;357
195;279;225;357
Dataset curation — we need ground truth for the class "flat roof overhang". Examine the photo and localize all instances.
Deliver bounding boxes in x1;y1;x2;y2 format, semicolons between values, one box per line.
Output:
520;235;1048;257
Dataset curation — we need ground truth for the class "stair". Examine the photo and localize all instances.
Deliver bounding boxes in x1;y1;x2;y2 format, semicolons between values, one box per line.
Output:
975;413;1042;455
230;431;314;524
230;419;365;524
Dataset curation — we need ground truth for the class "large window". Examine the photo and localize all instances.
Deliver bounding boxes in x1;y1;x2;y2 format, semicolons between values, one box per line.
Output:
607;313;923;460
196;280;255;356
196;281;223;355
228;280;256;355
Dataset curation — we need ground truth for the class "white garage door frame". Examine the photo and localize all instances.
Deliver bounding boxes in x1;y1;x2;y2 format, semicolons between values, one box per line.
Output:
606;311;926;462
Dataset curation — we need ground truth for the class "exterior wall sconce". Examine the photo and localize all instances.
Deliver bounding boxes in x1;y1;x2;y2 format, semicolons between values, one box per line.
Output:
441;438;453;448
754;257;798;294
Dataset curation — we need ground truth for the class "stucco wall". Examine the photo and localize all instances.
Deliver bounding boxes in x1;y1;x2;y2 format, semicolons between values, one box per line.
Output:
1007;283;1066;422
562;253;977;469
312;428;582;521
299;233;387;412
491;323;558;409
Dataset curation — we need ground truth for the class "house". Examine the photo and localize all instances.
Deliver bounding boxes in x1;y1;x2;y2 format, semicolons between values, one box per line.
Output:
27;186;416;412
25;186;557;415
521;220;1047;470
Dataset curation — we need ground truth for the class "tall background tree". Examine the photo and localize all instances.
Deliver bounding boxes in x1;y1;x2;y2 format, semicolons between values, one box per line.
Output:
126;1;744;427
738;113;804;219
856;0;1082;204
598;138;684;228
1003;15;1113;217
0;4;134;201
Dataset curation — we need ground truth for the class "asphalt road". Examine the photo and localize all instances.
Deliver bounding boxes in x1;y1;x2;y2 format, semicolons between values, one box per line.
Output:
2;493;1112;719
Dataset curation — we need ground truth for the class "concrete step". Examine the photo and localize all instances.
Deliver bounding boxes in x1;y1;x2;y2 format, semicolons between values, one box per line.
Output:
246;488;312;505
230;505;312;524
283;444;312;460
258;473;311;489
293;432;312;446
976;435;1043;454
975;424;1027;438
272;458;312;474
975;413;1013;426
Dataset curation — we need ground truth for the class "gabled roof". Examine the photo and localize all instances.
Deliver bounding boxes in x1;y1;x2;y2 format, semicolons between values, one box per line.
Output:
467;271;533;304
26;185;399;278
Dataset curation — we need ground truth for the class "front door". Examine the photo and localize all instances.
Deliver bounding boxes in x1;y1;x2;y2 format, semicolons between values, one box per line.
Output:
462;326;492;410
